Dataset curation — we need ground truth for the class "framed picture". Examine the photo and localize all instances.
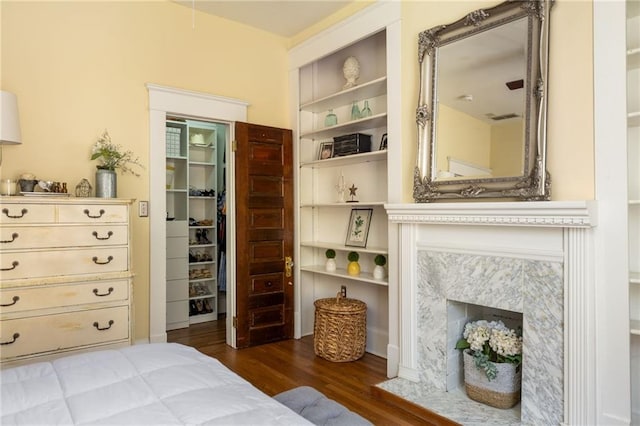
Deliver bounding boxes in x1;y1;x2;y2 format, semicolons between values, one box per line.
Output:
318;141;334;160
345;208;373;248
379;133;388;150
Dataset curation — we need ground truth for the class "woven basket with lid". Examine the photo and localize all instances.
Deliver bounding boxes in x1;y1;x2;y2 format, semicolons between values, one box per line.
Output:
313;294;367;362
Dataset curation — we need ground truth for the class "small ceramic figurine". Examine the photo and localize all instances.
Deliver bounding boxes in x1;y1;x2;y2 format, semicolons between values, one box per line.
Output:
75;178;92;197
342;56;360;89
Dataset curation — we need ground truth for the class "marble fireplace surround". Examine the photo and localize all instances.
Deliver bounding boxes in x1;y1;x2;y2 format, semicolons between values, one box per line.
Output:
382;201;597;425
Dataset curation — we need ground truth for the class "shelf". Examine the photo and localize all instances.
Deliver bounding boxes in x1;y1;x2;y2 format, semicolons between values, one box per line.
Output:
300;113;387;140
629;111;640;128
167;189;187;193
300;265;388;286
189;225;215;229
629;47;640;70
189;294;215;301
300;201;385;208
300;76;387;113
190;312;217;324
300;241;387;255
631;271;640;284
189;260;215;266
189;277;215;283
167;155;187;161
632;320;640;336
630;200;640;205
189;243;215;248
188;161;215;166
301;150;387;168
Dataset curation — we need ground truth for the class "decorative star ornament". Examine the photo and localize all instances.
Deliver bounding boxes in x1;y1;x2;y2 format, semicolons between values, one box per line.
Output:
347;184;358;202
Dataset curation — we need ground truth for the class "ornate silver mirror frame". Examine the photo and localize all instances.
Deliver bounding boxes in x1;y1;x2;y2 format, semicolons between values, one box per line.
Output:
413;0;553;202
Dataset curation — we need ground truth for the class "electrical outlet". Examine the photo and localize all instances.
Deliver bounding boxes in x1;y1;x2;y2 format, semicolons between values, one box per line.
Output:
340;285;347;298
138;201;148;217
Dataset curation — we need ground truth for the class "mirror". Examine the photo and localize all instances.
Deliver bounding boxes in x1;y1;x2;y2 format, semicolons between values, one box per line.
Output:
414;0;553;202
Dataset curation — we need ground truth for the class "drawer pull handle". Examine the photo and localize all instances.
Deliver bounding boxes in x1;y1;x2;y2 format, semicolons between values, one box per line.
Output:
2;208;28;219
93;320;114;331
1;333;20;345
266;281;273;287
92;231;113;240
92;256;113;265
93;287;114;297
1;261;19;271
1;296;19;307
84;209;105;219
1;232;19;244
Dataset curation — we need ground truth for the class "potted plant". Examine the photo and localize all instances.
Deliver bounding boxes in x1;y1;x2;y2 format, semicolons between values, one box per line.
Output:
91;130;143;198
456;320;523;408
373;254;386;280
325;249;337;272
347;251;360;276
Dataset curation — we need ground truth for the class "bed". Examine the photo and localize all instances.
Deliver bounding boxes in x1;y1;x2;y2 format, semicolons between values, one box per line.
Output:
1;343;313;425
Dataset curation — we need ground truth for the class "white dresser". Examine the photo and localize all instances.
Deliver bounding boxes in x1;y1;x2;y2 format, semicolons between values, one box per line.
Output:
0;197;133;366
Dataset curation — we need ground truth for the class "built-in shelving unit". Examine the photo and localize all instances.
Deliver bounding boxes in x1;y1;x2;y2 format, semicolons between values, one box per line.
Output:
290;3;401;359
627;0;640;420
165;119;220;330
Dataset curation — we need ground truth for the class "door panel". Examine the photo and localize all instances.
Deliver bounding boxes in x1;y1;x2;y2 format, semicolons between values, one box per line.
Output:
235;122;293;348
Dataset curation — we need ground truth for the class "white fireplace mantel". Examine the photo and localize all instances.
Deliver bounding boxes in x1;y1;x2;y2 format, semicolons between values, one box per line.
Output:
385;200;597;228
384;200;598;425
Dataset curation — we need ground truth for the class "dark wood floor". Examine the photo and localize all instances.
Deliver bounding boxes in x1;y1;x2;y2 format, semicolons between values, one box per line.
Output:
167;319;432;425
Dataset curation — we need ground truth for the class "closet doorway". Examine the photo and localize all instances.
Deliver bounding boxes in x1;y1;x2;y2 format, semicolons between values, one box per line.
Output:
165;117;229;332
148;84;247;346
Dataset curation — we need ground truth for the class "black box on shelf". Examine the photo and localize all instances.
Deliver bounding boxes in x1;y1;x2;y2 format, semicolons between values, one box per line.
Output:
332;133;372;157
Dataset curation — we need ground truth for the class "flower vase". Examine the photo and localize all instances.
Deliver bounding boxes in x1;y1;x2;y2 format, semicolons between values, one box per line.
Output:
325;258;337;272
373;265;386;280
347;261;360;276
95;169;117;198
463;351;521;409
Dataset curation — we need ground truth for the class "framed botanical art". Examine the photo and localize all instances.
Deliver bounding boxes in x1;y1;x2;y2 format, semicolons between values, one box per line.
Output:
345;208;373;248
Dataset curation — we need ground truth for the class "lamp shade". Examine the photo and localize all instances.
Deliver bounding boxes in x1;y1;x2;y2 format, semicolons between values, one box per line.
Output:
0;91;22;145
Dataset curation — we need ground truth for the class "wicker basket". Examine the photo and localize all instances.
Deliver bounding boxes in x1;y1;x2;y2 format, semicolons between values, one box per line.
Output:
463;351;521;409
313;295;366;362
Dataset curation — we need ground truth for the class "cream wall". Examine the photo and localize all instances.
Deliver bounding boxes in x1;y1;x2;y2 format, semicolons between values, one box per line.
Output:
436;103;491;173
398;0;594;201
1;0;596;341
490;120;525;177
0;0;290;341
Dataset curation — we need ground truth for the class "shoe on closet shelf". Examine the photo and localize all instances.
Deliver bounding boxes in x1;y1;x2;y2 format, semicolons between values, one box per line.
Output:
189;300;198;316
203;298;214;313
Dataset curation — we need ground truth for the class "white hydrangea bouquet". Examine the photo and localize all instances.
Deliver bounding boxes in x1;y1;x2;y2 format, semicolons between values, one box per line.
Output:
455;319;522;381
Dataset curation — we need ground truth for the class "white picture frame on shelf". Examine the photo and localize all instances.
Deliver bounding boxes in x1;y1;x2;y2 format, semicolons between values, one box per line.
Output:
345;208;373;248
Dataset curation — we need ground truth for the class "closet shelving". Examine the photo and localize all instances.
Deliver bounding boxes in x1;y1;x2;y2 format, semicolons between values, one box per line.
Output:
165;119;218;330
627;1;639;421
628;4;639;335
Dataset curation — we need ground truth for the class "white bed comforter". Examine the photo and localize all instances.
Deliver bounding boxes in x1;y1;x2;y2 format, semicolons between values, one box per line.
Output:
1;343;312;425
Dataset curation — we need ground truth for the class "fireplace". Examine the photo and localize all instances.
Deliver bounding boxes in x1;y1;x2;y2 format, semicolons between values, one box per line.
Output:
381;202;596;425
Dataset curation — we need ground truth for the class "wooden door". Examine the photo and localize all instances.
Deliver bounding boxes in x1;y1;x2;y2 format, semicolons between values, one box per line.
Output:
234;122;294;348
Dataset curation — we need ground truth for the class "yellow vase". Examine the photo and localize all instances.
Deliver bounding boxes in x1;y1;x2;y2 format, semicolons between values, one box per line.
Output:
347;261;360;276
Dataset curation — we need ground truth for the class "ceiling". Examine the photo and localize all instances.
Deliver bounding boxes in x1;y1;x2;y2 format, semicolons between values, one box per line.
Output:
174;0;352;38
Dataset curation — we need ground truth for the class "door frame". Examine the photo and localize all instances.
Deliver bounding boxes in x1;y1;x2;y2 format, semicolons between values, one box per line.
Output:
147;84;247;346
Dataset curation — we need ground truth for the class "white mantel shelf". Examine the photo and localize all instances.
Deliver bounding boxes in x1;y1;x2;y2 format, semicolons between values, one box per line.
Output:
385;201;597;228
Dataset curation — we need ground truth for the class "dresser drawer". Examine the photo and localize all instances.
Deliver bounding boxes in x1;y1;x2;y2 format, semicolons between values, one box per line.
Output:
0;247;128;280
58;204;128;223
0;203;55;224
0;279;129;314
0;225;128;250
0;305;129;360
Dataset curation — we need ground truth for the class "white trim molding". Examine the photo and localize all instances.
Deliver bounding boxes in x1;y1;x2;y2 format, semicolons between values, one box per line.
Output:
386;201;597;424
386;201;597;228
